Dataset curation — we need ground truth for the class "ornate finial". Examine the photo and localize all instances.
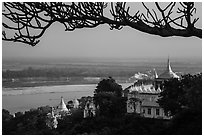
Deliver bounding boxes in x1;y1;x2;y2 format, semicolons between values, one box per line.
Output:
167;56;172;72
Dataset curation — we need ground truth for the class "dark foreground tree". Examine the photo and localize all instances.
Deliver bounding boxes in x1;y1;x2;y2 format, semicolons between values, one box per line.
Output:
2;2;202;46
94;77;127;117
158;73;202;116
2;109;14;134
157;73;202;135
2;106;55;135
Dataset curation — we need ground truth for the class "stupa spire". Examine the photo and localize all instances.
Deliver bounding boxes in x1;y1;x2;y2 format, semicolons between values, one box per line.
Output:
167;56;173;72
158;57;179;79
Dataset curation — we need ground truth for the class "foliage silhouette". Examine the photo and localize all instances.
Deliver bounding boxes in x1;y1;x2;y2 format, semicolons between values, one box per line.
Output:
158;73;202;116
94;77;127;117
157;73;202;135
2;2;202;46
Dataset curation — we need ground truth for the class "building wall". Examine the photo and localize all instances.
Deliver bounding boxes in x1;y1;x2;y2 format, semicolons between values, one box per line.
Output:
84;109;96;118
127;92;170;119
141;107;169;119
127;100;141;113
83;101;96;118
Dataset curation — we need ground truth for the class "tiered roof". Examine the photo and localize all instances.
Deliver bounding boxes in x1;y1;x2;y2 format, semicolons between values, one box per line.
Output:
158;58;179;79
129;84;161;94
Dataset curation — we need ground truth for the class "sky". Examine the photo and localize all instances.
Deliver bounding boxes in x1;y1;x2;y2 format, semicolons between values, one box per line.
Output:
2;2;202;60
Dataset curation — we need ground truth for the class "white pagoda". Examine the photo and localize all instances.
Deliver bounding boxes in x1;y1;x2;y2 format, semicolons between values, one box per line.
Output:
57;96;69;112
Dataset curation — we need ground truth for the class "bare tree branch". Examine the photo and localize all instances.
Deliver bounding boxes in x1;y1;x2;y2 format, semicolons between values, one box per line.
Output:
2;2;202;46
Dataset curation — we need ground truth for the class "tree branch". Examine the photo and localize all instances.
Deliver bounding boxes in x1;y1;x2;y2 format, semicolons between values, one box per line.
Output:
2;2;202;46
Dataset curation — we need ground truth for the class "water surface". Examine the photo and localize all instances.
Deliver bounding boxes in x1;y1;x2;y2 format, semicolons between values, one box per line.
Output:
2;83;131;114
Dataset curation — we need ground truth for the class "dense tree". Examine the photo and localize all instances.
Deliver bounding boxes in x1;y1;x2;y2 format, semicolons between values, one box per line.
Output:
156;73;202;135
94;77;127;117
2;109;13;120
163;109;202;135
2;2;202;46
94;77;123;96
2;109;14;134
157;73;202;116
2;107;54;135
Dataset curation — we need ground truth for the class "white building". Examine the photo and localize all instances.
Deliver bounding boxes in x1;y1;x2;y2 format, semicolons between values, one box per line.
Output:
126;58;178;119
84;99;96;118
127;88;169;119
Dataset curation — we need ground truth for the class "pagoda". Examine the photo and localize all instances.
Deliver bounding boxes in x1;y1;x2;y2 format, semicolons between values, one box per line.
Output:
57;96;69;112
155;57;179;89
157;57;179;79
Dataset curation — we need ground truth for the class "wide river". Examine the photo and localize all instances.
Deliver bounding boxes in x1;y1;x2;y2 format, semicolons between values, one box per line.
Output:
2;83;132;114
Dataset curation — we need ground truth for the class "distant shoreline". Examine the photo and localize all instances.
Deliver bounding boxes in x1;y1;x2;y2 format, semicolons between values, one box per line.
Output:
3;76;130;88
2;81;99;88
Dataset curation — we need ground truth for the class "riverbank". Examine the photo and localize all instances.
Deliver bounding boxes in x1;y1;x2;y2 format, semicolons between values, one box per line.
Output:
2;76;130;88
3;80;97;88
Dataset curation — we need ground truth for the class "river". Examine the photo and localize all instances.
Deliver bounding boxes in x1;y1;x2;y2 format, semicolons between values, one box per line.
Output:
2;83;132;114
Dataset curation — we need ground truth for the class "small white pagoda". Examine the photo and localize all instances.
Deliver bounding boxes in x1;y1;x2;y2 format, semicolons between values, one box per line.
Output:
57;96;69;112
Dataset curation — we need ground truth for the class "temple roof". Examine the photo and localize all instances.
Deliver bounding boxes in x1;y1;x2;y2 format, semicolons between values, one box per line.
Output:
129;84;161;94
158;58;179;79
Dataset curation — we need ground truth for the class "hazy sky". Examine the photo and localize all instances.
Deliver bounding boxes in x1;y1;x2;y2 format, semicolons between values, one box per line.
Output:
2;2;202;60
